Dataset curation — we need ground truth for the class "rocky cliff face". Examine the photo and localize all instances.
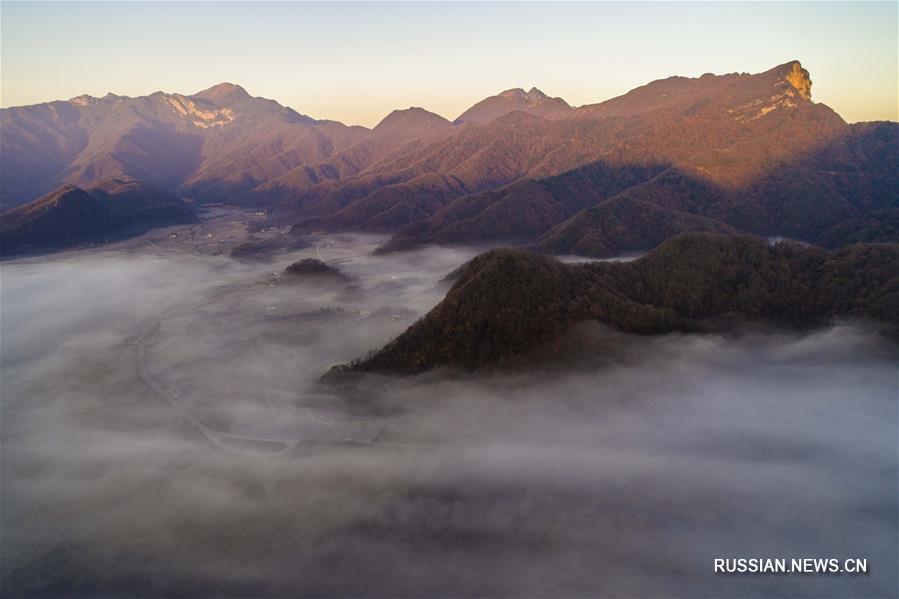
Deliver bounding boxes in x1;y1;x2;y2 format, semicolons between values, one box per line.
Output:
785;61;812;100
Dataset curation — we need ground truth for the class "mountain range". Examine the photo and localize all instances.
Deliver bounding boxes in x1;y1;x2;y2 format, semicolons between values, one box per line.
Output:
1;60;896;257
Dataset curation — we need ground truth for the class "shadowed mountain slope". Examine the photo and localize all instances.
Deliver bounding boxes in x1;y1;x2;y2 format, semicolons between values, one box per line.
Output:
379;115;898;255
531;194;736;257
0;179;198;257
375;161;667;252
309;60;856;239
817;209;899;248
275;109;612;227
339;234;899;374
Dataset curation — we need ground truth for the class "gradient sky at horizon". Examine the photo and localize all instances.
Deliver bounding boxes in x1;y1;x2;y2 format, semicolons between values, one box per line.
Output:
1;2;896;127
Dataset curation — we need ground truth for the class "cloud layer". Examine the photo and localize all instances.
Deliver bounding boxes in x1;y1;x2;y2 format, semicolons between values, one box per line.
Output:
2;237;896;597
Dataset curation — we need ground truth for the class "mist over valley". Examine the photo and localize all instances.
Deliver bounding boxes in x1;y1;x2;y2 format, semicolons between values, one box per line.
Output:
1;219;896;597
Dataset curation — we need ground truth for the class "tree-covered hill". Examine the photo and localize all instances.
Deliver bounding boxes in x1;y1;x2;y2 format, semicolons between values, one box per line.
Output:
337;234;899;374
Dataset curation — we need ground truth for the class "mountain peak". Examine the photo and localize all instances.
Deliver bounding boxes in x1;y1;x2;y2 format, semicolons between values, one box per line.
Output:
496;87;549;102
192;82;251;104
456;87;571;124
373;106;452;138
762;60;812;100
498;88;528;98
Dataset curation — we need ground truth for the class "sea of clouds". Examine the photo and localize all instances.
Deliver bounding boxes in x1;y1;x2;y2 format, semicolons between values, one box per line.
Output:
1;235;896;598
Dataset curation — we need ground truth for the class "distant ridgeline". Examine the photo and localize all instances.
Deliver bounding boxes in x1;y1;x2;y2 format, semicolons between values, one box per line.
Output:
335;234;899;375
0;179;197;257
1;60;896;258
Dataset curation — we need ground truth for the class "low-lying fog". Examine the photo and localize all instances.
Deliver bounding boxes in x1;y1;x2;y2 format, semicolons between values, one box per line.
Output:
1;233;896;598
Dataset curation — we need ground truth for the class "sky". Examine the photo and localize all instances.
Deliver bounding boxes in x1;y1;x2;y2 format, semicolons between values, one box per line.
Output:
1;2;896;127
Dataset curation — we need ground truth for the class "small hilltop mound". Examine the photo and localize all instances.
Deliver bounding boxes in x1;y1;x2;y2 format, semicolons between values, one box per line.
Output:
284;258;347;279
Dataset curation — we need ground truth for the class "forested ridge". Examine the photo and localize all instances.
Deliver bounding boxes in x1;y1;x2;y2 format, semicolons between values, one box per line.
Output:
0;179;198;257
340;234;899;374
